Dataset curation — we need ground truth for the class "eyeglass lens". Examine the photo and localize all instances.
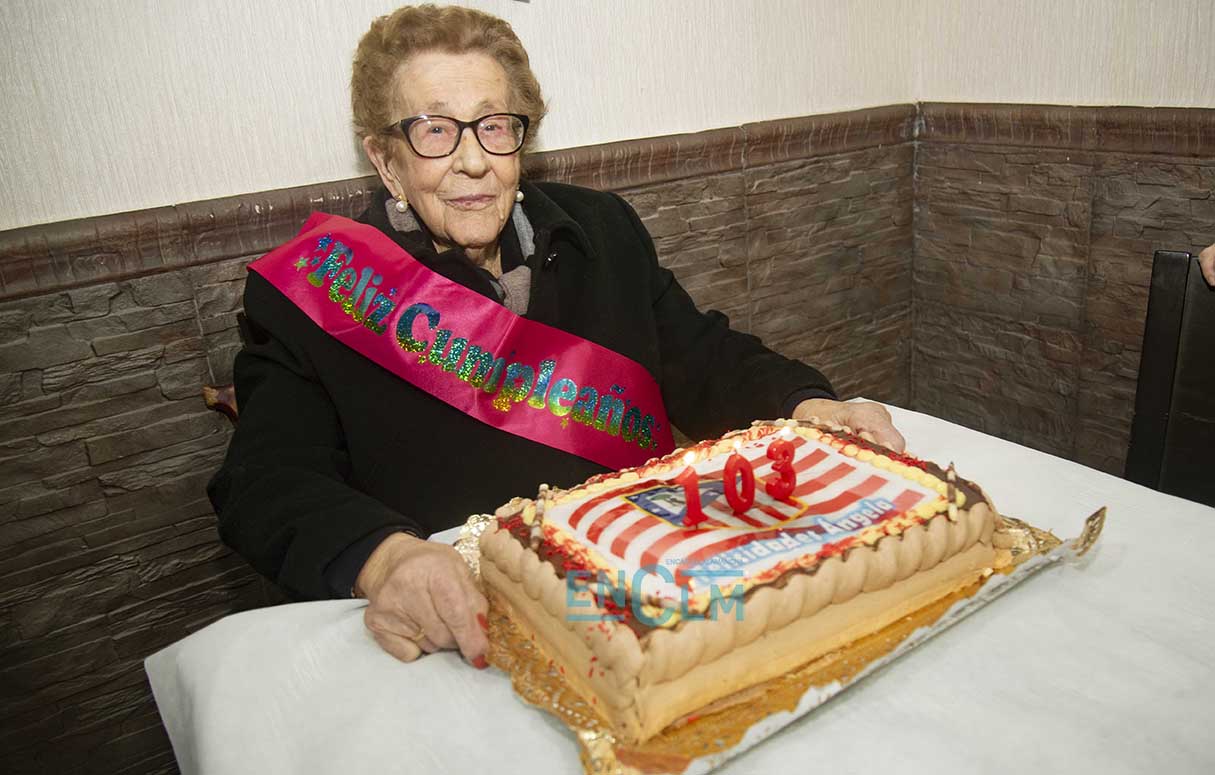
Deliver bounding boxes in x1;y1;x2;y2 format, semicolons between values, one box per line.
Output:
408;115;525;157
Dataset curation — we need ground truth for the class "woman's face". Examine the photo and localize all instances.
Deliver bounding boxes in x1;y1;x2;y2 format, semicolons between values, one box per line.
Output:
365;51;522;266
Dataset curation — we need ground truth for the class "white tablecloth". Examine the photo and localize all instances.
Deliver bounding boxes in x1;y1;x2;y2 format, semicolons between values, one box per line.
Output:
146;403;1215;774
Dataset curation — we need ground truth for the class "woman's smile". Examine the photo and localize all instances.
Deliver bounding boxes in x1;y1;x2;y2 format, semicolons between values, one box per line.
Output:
444;194;496;209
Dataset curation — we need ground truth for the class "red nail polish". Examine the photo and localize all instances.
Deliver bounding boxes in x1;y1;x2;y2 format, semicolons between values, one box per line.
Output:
472;654;489;670
476;612;488;632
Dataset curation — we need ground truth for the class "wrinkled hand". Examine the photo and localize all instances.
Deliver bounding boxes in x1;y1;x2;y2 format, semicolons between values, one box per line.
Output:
356;532;489;667
1200;244;1215;287
791;398;906;453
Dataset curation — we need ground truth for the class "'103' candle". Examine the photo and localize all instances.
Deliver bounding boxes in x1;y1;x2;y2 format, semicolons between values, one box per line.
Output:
674;451;708;527
764;429;797;501
677;431;800;529
723;439;756;513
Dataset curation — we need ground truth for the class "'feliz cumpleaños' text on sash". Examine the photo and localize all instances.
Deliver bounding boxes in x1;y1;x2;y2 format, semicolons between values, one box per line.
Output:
248;213;675;470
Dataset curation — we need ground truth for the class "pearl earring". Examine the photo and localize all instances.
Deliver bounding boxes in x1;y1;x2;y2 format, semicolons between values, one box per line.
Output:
394;197;408;213
515;190;524;203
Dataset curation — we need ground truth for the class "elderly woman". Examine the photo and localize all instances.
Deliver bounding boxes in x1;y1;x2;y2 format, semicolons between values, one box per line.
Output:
208;4;904;670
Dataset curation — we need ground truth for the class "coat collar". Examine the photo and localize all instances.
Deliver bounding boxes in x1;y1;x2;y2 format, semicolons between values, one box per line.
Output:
516;179;593;259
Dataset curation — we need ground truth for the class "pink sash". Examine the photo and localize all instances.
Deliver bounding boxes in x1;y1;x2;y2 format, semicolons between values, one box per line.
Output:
248;213;675;470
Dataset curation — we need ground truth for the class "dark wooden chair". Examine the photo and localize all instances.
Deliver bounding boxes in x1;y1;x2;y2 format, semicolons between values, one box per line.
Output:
202;312;250;425
203;384;239;424
1125;250;1215;507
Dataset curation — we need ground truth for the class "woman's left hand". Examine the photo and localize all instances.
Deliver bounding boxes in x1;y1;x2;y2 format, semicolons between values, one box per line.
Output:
791;398;906;452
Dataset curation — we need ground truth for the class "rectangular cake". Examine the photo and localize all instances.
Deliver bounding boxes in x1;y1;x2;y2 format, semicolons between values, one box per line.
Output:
479;419;1010;744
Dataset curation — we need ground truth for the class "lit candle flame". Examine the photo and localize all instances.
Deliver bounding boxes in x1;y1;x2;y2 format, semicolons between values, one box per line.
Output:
780;426;793;440
683;451;696;467
732;439;742;452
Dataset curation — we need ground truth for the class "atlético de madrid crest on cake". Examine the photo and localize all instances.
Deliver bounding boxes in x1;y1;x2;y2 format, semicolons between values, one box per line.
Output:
626;482;808;528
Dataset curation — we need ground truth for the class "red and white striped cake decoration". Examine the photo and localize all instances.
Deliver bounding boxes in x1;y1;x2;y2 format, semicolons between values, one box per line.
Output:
541;423;949;610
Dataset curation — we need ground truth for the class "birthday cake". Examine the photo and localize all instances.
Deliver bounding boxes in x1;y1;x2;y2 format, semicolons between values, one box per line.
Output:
478;420;1010;744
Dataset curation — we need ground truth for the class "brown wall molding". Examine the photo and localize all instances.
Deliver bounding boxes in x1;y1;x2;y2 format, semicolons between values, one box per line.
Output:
0;179;382;302
523;125;745;190
525;103;921;188
920;102;1215;156
0;105;920;302
743;103;918;167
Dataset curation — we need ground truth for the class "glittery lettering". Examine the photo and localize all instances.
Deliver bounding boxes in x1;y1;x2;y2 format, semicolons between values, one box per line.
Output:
427;329;453;367
492;362;535;412
428;333;466;372
306;243;352;287
481;356;507;395
640;414;657;449
621;406;643;442
396;302;438;352
364;293;395;334
459;345;496;386
346;267;376;319
594;387;626;436
328;267;357;304
547;378;578;417
571;386;599;426
356;274;383;320
528;359;556;410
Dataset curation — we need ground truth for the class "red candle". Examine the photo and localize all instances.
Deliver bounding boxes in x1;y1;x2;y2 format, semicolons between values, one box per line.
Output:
723;440;756;514
674;452;708;528
765;433;797;501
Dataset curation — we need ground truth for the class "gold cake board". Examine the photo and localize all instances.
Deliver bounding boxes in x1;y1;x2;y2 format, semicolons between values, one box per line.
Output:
459;510;1106;775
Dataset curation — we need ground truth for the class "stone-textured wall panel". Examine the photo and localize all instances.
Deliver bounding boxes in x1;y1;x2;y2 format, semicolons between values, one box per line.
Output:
774;304;913;407
190;255;259;385
914;107;1214;475
914;304;1082;457
915;143;1094;325
913;140;1095;462
0;264;276;774
747;143;915;400
619;171;750;329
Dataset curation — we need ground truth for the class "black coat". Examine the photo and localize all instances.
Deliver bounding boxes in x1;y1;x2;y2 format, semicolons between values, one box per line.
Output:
207;181;835;600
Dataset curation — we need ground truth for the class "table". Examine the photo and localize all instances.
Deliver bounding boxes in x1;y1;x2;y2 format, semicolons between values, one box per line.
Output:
145;403;1215;774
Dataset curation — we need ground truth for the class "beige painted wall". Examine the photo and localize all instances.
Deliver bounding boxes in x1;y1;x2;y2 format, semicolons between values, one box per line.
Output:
921;0;1215;106
1;0;1211;231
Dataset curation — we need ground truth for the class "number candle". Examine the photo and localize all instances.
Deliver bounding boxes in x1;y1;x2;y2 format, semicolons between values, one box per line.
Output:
723;439;756;513
674;451;708;528
765;429;797;501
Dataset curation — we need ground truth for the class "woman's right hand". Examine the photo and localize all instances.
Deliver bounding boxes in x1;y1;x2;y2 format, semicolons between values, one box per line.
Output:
1199;244;1215;287
356;532;490;667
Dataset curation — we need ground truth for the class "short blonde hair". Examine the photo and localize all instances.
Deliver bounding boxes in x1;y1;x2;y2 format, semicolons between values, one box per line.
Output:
352;4;546;156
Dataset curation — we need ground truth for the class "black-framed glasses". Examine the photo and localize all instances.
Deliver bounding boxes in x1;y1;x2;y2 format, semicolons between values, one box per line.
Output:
384;113;529;158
